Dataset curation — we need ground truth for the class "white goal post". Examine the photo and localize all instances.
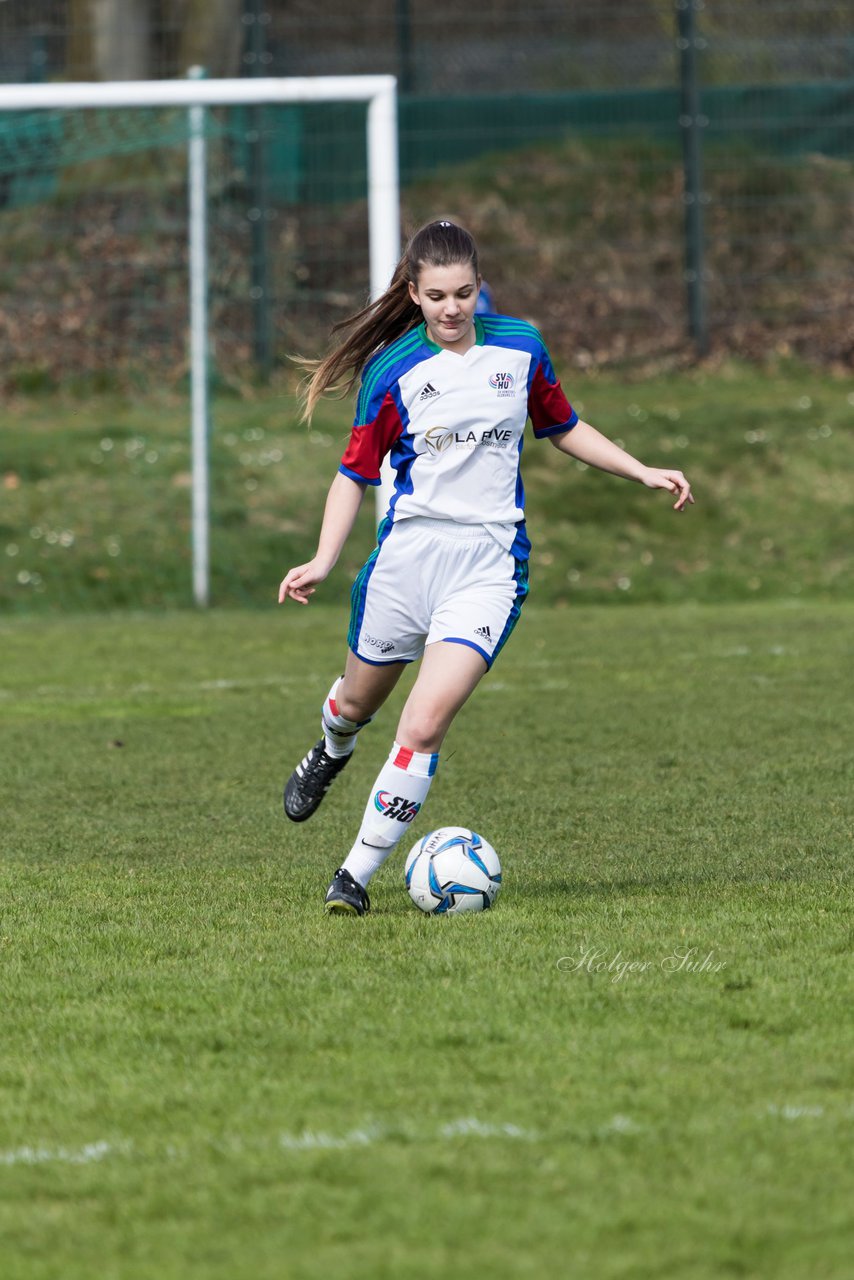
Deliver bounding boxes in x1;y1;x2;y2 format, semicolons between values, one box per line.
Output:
0;74;400;606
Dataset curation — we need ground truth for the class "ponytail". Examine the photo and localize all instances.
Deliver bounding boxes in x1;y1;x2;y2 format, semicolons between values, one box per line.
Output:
298;219;479;422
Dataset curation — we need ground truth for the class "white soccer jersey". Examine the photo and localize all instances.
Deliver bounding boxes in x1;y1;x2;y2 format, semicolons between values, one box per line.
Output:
339;314;577;559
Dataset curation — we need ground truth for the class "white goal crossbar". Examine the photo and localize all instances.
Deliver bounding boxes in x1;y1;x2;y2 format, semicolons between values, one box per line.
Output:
0;75;400;605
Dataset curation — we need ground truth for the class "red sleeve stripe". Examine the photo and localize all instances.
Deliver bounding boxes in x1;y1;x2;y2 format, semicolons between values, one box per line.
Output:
339;391;405;482
529;363;577;437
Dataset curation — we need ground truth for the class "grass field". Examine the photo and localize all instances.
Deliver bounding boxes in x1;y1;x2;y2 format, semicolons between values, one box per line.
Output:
1;601;851;1278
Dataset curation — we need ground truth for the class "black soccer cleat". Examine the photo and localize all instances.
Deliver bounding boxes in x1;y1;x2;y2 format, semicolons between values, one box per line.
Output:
325;867;371;916
283;738;352;823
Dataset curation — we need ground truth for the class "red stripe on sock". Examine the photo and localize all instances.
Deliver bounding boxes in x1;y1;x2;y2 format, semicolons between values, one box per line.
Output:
394;745;413;770
329;697;339;717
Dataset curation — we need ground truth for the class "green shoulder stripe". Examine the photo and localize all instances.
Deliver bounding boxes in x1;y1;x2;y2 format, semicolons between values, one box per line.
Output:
356;330;423;422
481;315;545;345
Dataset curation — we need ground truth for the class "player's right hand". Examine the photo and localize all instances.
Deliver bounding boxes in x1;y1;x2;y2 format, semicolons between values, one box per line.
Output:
278;558;329;605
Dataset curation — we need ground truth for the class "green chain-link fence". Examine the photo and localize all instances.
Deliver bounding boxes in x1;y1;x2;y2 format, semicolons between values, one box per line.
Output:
1;1;851;376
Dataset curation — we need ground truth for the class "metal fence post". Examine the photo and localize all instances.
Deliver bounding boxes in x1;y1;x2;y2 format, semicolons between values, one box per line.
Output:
676;0;709;356
245;0;273;377
396;0;415;94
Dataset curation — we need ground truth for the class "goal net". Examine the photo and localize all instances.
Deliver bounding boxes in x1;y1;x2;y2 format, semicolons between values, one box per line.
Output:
0;76;399;608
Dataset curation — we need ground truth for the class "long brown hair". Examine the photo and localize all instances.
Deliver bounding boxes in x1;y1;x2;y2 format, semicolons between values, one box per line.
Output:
299;219;479;422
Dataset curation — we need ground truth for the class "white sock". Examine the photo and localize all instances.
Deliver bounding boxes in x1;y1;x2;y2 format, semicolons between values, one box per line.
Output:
321;675;373;759
342;742;439;887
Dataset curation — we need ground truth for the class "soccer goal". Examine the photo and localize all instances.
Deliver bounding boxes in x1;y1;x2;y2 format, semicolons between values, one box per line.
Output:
0;74;399;606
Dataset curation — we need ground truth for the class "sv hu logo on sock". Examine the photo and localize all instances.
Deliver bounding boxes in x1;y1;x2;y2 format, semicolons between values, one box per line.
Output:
374;791;421;823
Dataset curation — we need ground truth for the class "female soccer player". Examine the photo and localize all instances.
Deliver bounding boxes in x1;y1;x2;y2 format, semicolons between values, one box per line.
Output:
278;219;693;915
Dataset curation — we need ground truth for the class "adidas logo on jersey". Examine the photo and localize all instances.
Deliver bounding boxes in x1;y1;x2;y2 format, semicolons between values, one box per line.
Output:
419;382;440;401
474;625;493;642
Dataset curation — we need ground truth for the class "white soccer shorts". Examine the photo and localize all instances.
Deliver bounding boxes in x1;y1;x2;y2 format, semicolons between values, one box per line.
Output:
348;516;529;669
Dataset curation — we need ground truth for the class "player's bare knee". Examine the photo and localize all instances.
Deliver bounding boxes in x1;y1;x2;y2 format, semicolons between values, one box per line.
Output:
397;714;445;754
337;689;378;723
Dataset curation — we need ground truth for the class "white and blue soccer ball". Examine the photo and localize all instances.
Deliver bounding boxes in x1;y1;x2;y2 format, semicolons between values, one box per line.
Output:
404;827;502;915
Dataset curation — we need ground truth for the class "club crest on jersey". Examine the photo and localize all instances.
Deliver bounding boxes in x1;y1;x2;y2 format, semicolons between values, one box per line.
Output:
374;791;421;823
489;371;516;397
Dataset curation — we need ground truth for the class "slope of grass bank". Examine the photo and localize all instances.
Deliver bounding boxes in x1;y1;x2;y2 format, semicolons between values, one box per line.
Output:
1;360;852;612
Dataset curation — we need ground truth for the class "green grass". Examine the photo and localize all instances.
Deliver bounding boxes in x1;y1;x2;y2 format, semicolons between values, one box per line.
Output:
1;602;851;1278
2;360;853;612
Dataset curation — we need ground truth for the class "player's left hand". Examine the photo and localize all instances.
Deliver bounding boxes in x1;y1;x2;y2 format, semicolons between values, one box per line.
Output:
641;468;694;512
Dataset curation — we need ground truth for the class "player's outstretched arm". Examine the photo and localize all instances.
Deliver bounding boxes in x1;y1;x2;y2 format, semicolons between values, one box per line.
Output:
278;471;368;604
550;419;694;512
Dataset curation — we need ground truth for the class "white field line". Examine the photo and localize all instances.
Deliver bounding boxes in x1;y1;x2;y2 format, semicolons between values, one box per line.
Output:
0;1118;544;1167
279;1118;541;1151
1;1107;833;1167
765;1104;825;1119
0;1140;127;1166
597;1114;639;1136
0;674;307;704
718;646;795;658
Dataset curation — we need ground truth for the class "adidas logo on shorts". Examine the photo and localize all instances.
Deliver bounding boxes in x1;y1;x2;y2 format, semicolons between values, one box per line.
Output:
419;382;440;401
474;625;493;642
